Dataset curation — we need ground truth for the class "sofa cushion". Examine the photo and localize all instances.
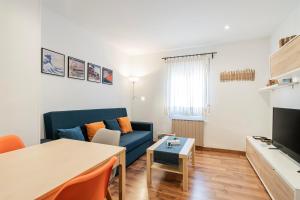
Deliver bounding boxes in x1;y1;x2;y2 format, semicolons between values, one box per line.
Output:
119;131;152;152
117;117;133;134
104;119;121;131
85;121;105;141
57;126;85;141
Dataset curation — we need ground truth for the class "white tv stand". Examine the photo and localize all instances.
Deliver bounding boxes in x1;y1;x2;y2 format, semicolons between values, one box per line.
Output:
246;136;300;200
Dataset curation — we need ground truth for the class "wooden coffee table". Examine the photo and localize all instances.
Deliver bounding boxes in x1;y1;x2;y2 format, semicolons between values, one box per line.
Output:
147;136;195;191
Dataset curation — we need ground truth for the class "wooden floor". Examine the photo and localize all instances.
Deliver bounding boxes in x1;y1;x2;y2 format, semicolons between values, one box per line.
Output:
110;149;271;200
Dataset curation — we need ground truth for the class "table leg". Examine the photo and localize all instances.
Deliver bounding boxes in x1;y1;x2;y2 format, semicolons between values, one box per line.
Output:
182;157;188;192
107;189;113;200
192;144;195;166
147;150;152;185
119;150;126;200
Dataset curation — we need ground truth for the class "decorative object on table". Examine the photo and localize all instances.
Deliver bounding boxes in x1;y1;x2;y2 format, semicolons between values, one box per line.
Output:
41;48;65;76
280;78;293;84
166;138;181;147
102;67;113;85
266;79;279;86
220;69;255;82
279;35;297;48
252;136;272;145
158;133;175;140
87;63;101;83
68;56;85;80
277;78;299;88
252;136;267;140
263;139;272;145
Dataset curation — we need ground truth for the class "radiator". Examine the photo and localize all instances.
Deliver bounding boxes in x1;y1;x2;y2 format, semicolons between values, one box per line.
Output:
172;119;204;146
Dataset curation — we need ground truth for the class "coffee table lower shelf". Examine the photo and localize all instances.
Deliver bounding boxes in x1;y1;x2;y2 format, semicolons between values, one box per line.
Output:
151;163;183;174
146;136;195;192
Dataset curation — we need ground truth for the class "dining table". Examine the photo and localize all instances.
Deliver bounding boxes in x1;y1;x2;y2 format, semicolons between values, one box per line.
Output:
0;139;126;200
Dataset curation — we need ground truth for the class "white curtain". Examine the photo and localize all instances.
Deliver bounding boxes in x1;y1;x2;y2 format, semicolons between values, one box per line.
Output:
165;55;210;119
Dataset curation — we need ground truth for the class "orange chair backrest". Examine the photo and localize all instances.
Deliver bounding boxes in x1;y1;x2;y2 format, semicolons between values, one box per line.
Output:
53;156;117;200
0;135;25;154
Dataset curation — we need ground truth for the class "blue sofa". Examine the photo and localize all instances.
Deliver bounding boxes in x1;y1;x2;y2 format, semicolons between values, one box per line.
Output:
43;108;153;166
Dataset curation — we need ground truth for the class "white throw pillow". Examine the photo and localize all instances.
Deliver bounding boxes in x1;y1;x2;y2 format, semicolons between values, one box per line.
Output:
91;128;121;146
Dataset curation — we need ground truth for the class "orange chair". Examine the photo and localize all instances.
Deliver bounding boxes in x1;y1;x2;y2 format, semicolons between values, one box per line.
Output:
52;156;117;200
0;134;25;154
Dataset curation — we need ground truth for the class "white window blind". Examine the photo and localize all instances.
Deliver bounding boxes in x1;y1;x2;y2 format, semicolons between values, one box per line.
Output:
165;55;210;120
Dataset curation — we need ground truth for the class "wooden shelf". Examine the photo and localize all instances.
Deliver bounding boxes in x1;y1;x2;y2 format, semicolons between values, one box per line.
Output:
151;163;182;174
272;66;300;80
259;82;300;92
270;36;300;78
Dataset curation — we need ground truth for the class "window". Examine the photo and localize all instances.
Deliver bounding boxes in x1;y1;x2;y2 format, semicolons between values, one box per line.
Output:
165;55;210;120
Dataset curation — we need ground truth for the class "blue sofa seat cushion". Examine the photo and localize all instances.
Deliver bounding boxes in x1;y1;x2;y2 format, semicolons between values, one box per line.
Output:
119;131;152;152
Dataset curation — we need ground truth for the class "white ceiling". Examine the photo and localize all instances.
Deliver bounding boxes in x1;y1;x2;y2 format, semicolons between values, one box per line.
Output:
43;0;299;55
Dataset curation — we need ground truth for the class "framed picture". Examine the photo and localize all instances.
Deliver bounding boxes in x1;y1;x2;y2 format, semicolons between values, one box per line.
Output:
68;56;85;80
102;67;113;85
87;63;101;83
41;48;65;76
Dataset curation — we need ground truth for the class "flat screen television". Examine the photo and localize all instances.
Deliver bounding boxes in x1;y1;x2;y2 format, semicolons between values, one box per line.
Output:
273;107;300;163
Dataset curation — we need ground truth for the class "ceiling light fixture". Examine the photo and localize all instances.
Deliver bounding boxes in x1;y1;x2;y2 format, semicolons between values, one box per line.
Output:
224;25;230;30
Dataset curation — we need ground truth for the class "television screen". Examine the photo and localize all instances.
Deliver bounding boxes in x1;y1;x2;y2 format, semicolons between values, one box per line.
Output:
273;107;300;163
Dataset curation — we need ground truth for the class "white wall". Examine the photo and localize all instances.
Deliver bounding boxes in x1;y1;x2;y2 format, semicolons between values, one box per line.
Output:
270;3;300;53
41;7;131;138
270;3;300;111
0;0;41;145
129;38;271;151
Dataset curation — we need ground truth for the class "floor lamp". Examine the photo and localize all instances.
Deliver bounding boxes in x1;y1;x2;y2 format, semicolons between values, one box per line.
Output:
129;76;139;100
129;76;145;120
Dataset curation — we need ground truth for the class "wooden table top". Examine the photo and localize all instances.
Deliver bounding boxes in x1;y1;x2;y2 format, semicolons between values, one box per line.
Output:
0;139;125;200
148;136;195;158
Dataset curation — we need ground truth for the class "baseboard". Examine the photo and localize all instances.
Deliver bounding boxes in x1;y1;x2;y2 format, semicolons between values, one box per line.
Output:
196;146;245;155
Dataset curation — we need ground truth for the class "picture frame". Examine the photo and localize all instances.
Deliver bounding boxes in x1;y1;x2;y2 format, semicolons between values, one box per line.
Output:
102;67;113;85
68;56;85;80
41;48;65;77
87;63;101;83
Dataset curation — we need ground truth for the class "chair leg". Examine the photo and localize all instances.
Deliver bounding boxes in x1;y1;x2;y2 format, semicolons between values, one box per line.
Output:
106;189;113;200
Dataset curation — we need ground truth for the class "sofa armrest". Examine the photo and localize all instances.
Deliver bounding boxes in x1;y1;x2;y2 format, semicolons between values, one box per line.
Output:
131;121;153;132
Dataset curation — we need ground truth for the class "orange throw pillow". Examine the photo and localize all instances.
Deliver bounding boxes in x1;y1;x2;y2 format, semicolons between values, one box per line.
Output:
85;121;105;141
117;117;133;134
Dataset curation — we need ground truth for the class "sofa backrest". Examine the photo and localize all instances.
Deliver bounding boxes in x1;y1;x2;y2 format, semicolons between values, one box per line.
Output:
44;108;127;140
